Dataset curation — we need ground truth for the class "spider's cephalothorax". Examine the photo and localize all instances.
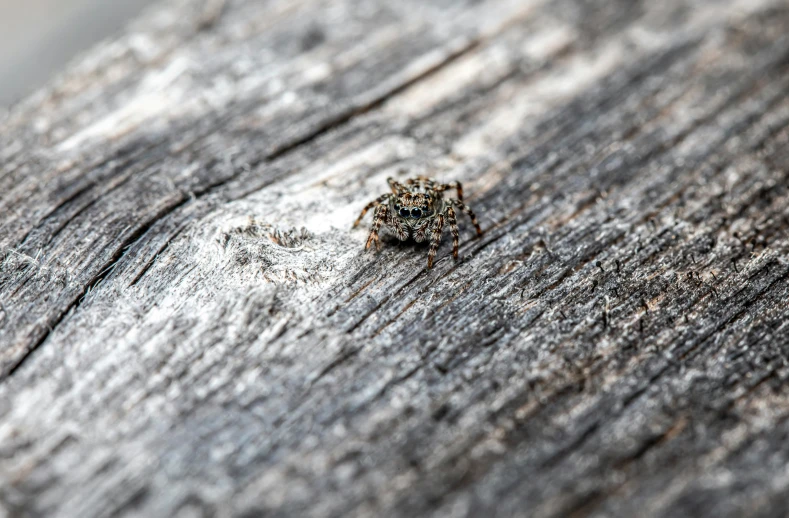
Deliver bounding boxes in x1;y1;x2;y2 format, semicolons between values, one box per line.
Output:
353;176;483;268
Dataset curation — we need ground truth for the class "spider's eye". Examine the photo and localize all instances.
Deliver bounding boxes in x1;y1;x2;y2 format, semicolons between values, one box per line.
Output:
410;208;422;218
399;208;410;218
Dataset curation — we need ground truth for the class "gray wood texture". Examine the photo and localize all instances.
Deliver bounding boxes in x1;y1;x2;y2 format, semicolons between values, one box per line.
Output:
0;0;158;105
2;0;789;516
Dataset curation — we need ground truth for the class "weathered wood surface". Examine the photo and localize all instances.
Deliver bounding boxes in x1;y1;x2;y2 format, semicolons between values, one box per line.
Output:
3;0;789;516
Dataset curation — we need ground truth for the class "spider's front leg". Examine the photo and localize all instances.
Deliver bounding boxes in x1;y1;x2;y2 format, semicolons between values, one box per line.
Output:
427;214;445;269
353;194;390;228
446;206;460;259
366;205;388;250
451;199;482;236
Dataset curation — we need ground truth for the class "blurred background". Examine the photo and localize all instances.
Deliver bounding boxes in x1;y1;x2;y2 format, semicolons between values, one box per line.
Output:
0;0;157;106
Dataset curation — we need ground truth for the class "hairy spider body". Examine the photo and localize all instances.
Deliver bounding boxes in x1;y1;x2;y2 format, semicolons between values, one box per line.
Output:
353;176;482;268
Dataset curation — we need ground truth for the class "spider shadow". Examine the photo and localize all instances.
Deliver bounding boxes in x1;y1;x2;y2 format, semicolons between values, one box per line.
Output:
378;231;473;262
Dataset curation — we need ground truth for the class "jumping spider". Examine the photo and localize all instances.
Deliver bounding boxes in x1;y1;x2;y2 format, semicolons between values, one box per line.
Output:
353;176;482;268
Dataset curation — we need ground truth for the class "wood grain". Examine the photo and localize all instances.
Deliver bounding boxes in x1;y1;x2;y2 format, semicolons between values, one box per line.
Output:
2;0;789;516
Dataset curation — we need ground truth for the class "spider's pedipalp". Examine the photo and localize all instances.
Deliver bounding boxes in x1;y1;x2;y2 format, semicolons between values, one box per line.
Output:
389;210;409;241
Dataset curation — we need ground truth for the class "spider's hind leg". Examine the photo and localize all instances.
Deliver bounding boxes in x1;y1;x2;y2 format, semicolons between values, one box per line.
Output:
444;181;464;201
431;180;464;201
387;177;407;195
448;181;464;201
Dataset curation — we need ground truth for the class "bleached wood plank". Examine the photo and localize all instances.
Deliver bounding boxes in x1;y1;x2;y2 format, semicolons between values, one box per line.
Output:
2;0;789;517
